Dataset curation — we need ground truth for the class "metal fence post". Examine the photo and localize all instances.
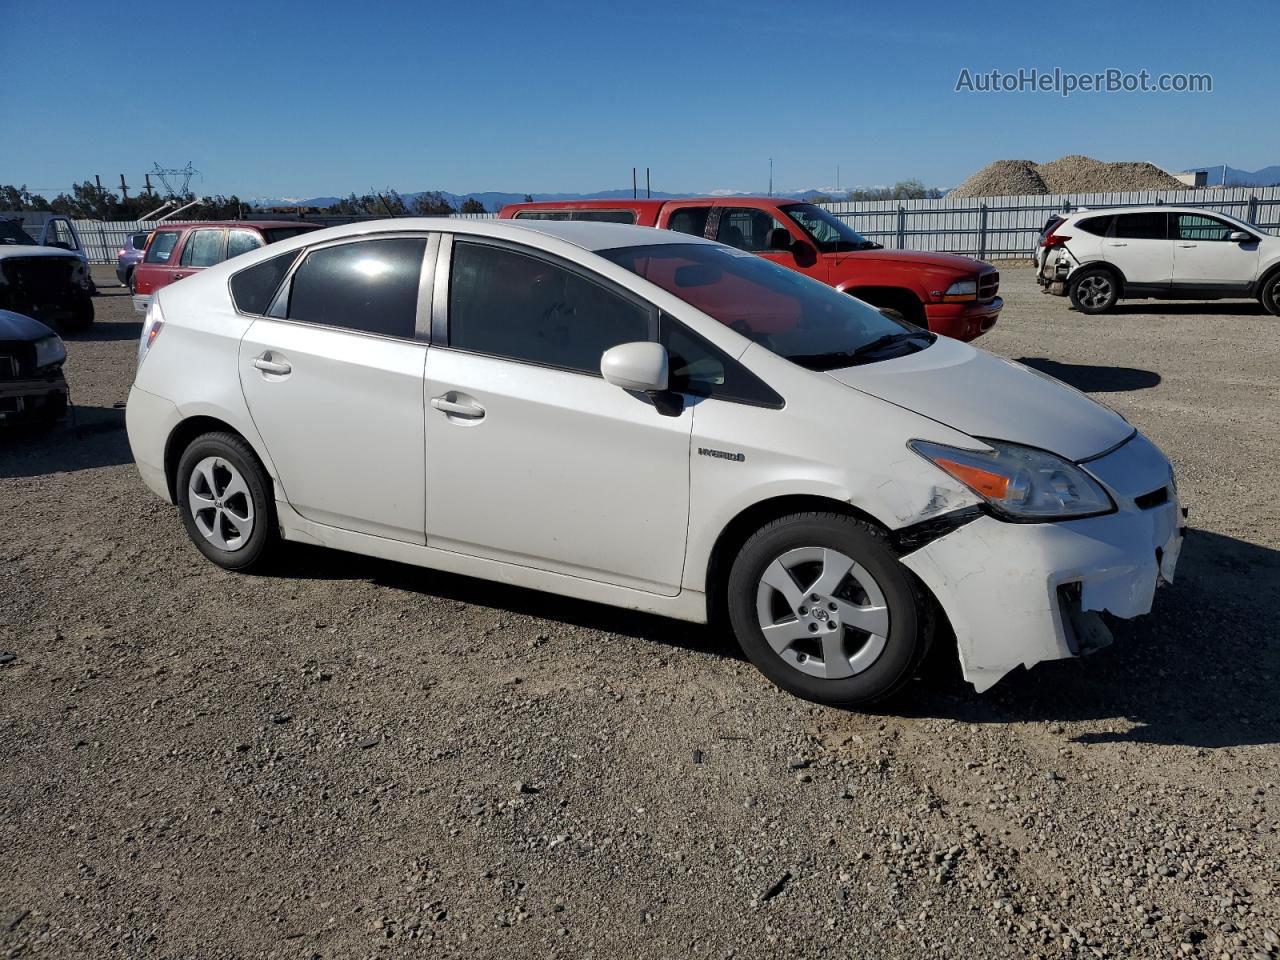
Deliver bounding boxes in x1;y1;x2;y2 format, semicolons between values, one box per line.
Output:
896;206;906;249
1248;195;1259;224
978;203;988;260
97;225;110;265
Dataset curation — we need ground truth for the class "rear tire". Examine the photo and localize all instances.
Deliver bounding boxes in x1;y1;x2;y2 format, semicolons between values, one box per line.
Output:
126;269;136;295
176;432;278;571
1069;267;1119;314
726;512;931;706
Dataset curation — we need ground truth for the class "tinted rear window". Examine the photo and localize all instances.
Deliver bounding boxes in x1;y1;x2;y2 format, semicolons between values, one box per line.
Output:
263;227;317;244
230;250;300;315
514;211;571;221
1113;212;1167;240
145;230;183;263
667;207;710;237
130;233;151;250
1075;215;1114;236
287;237;426;338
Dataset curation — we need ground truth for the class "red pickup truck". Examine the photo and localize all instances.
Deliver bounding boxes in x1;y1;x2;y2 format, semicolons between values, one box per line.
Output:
499;197;1001;341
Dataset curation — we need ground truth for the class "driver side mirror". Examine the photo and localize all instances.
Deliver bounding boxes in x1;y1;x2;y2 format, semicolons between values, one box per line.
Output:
766;227;794;252
601;341;668;393
1228;230;1252;243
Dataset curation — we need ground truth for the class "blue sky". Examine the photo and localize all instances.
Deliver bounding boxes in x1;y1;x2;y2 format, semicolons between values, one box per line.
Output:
4;0;1276;199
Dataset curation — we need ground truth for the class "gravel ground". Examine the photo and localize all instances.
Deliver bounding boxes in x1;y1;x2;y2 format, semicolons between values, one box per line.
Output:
2;266;1278;959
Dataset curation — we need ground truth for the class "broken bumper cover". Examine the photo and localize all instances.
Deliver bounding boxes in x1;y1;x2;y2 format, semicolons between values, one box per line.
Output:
901;432;1183;692
0;372;69;421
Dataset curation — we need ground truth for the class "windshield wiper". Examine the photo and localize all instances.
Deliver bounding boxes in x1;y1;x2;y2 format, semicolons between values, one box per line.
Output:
787;331;933;370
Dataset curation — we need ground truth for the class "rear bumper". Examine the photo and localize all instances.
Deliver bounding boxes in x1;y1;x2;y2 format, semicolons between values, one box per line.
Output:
125;384;179;502
924;297;1002;341
901;432;1184;692
132;294;151;314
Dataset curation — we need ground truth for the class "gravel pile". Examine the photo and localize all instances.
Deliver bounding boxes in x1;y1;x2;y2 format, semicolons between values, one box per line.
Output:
951;155;1186;197
2;270;1279;958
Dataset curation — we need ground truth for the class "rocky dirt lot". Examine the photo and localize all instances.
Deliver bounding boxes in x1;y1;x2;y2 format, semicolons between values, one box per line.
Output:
2;266;1278;959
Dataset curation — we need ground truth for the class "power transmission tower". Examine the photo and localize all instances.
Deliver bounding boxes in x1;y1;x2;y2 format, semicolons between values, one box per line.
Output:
151;161;198;197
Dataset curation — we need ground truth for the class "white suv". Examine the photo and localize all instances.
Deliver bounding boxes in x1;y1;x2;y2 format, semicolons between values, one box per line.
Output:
126;218;1184;705
1036;206;1280;315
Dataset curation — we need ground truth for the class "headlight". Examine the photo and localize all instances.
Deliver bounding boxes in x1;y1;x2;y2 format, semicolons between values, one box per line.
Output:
138;299;164;366
33;335;66;369
942;279;977;302
910;439;1114;521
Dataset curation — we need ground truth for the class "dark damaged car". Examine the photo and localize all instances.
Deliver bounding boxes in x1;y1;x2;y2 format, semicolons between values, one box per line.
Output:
0;309;68;424
0;218;94;333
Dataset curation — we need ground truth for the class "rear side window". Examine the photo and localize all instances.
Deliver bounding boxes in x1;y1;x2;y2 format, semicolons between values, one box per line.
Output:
262;227;316;244
449;241;651;374
145;230;182;263
667;207;710;238
514;211;571;221
1113;212;1168;240
716;207;789;253
130;232;150;250
180;229;225;267
660;315;782;408
287;237;426;338
230;250;300;315
227;229;263;259
1075;215;1114;236
572;210;636;224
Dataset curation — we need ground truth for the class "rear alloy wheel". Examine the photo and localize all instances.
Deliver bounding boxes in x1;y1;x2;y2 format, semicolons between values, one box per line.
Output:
1069;268;1118;314
176;432;277;571
727;512;930;706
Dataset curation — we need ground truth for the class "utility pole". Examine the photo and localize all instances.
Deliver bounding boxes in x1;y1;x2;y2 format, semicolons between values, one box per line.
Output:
632;167;637;199
119;174;130;202
645;167;651;199
768;158;773;197
144;173;154;196
94;174;103;193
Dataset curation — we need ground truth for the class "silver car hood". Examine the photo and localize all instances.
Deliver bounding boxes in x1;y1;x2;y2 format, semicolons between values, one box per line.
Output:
825;336;1133;462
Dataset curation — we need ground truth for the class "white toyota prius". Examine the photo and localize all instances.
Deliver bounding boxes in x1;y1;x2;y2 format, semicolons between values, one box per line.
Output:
126;218;1184;705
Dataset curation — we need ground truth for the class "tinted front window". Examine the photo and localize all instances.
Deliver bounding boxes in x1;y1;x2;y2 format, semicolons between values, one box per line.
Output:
1113;213;1168;240
180;229;225;267
230;250;299;315
660;314;782;407
130;232;151;250
1175;214;1234;241
287;238;426;338
602;243;924;370
716;207;789;253
783;204;877;252
262;227;317;244
449;241;651;374
144;230;182;263
667;207;710;238
227;229;263;259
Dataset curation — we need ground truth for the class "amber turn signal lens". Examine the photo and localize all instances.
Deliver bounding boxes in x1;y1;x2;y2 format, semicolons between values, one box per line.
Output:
933;457;1009;499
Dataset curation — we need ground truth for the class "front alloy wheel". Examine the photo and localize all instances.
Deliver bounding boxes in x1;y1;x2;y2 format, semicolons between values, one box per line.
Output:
727;512;930;706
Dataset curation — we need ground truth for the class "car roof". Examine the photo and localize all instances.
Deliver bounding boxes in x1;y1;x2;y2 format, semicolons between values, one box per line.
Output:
152;220;324;231
1068;206;1225;217
506;195;796;209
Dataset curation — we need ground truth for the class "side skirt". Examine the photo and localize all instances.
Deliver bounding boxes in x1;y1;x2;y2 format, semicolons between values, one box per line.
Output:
275;499;709;624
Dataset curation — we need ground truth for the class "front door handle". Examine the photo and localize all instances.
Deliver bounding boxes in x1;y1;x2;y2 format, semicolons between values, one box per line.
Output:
1178;243;1198;248
253;355;292;376
1105;242;1128;247
431;394;485;419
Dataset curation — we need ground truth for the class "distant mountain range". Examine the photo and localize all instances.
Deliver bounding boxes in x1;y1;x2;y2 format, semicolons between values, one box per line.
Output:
261;188;838;212
1182;164;1280;187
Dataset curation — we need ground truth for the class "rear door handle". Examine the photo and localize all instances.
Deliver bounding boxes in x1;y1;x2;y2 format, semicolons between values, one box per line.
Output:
1105;242;1128;247
253;355;292;376
431;394;485;419
1178;243;1198;248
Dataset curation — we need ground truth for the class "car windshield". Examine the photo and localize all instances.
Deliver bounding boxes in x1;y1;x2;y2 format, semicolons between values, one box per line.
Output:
782;204;881;252
601;242;932;370
0;220;36;246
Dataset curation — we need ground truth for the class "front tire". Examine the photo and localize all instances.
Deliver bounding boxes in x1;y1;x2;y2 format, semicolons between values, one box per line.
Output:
1260;270;1280;317
1069;268;1118;314
727;512;931;706
176;432;277;571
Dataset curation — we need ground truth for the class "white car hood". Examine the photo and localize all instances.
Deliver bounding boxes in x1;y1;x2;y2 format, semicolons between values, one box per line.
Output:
825;336;1133;462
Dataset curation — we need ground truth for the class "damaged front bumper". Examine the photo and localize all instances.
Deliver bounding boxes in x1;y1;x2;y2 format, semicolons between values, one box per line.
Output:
0;371;69;422
901;431;1184;692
